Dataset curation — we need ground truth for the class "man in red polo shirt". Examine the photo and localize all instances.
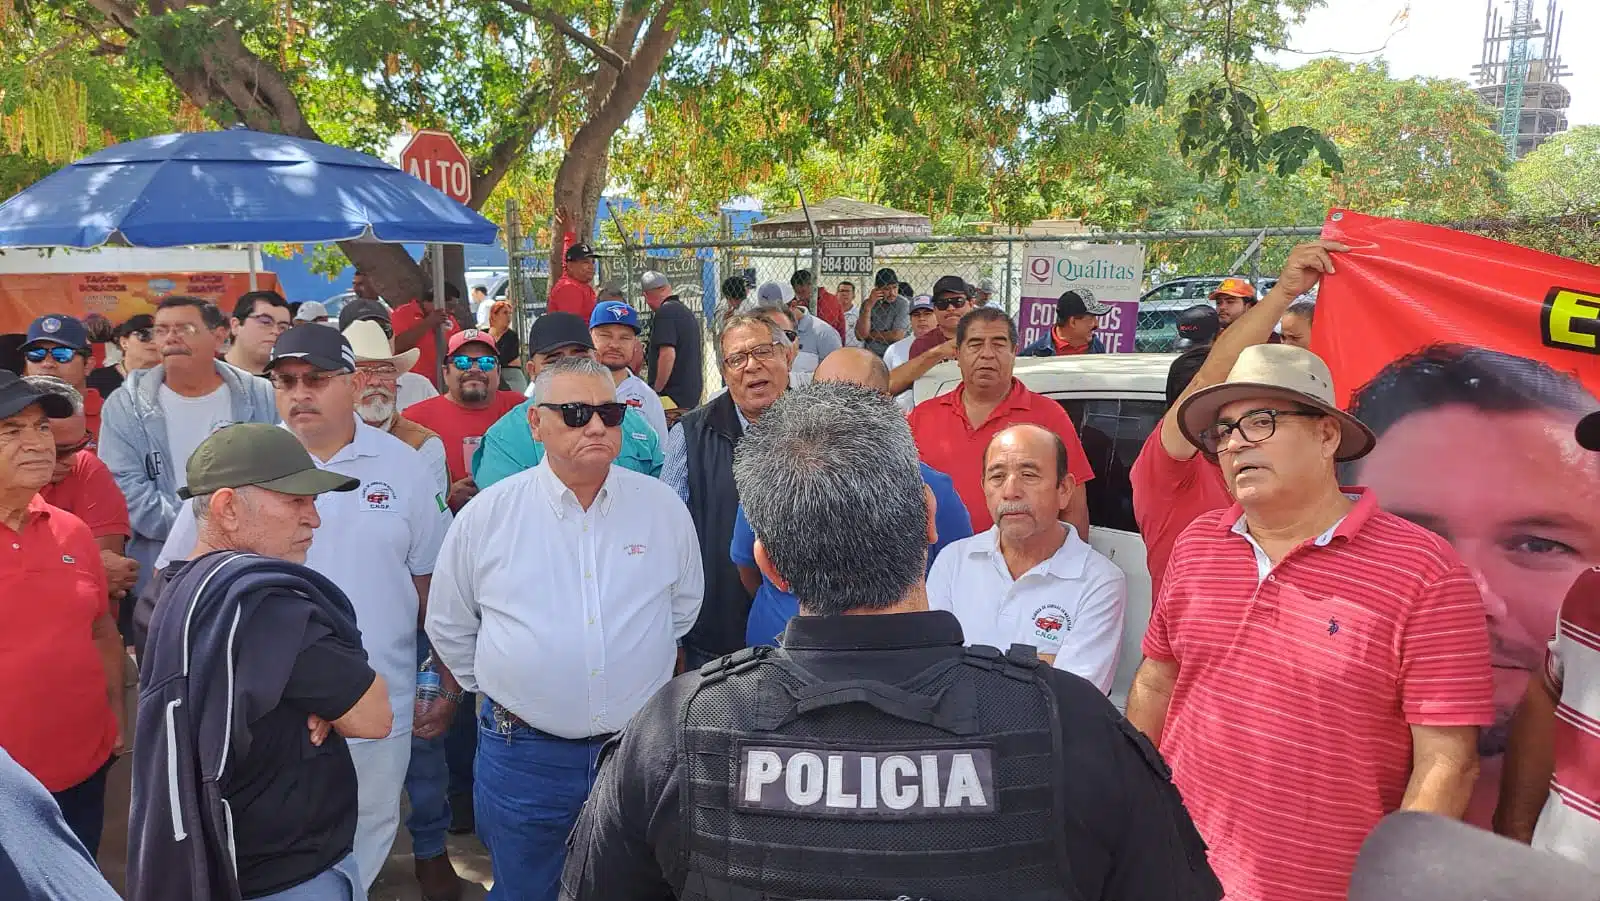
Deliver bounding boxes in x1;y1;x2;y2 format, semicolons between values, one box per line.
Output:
392;284;464;389
548;243;600;321
1130;242;1341;600
908;305;1093;539
886;275;969;397
0;371;123;856
1126;342;1494;901
404;329;525;511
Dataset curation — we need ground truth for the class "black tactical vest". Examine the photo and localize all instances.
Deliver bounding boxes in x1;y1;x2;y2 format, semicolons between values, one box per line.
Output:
676;644;1080;901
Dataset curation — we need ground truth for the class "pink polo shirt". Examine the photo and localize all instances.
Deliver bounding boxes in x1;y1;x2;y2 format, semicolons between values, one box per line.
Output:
1143;488;1494;901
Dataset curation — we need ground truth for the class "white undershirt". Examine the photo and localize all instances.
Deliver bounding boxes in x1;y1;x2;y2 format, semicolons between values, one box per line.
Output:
396;372;438;412
158;383;233;489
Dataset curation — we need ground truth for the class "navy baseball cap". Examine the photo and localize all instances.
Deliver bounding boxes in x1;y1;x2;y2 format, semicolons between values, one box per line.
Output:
267;323;356;373
529;312;595;354
590;301;640;332
23;314;89;351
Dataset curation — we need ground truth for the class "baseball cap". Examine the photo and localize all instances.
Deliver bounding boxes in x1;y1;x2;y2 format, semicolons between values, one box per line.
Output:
931;275;970;300
1349;811;1599;901
528;312;595;355
1210;277;1257;301
0;370;74;420
977;278;996;294
1056;289;1111;319
1173;304;1220;349
1578;410;1600;452
447;328;498;356
565;243;598;262
640;270;671;292
293;300;330;323
756;281;796;305
590;300;640;332
910;295;935;312
873;267;899;289
22;314;89;351
178;423;360;500
266;323;357;373
337;297;391;332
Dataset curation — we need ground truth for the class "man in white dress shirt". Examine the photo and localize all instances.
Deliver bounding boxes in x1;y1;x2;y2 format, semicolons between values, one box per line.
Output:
588;300;669;441
426;355;702;901
927;423;1127;693
154;325;455;892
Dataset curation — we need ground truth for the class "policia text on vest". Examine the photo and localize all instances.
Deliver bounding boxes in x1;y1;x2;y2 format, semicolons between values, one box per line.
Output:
740;745;994;816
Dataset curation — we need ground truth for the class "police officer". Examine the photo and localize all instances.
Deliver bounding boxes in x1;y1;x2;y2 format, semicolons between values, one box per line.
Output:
560;382;1223;901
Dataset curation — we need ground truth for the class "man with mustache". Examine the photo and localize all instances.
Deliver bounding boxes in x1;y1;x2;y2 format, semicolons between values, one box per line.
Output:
153;325;455;894
404;330;526;513
1126;342;1494;901
99;295;276;597
589;300;669;442
344;320;448;495
927;423;1126;693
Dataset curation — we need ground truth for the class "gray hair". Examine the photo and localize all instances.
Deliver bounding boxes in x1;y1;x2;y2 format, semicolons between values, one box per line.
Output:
531;354;616;403
718;313;787;360
22;375;84;414
1286;299;1316;322
733;382;928;616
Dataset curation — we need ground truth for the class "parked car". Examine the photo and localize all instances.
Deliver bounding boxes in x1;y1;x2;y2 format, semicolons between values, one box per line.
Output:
914;352;1177;708
1134;276;1278;352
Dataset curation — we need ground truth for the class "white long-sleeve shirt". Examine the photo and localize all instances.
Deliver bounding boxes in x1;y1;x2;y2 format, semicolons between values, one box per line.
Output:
425;461;703;738
927;526;1127;693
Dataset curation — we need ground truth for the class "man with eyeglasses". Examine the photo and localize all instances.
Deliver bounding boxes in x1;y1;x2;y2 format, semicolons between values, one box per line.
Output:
661;313;792;669
427;354;702;901
155;323;454;894
224;290;293;376
99;296;277;597
1125;342;1494;901
343;320;448;495
339;298;441;412
405;330;525;514
886;275;970;399
21;314;103;439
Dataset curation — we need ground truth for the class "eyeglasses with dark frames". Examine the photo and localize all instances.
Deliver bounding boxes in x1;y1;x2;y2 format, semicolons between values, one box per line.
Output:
722;342;781;370
269;370;344;391
242;313;291;334
1199;408;1323;454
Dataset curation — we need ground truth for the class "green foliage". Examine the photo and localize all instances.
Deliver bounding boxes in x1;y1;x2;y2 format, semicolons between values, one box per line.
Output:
1507;125;1600;217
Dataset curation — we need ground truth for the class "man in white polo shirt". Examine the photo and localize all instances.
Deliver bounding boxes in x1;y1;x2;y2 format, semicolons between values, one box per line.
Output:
156;324;454;892
427;355;702;901
927;423;1127;693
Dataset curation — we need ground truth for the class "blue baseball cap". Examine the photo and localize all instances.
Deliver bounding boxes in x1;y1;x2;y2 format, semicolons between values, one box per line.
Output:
589;300;640;332
23;314;90;352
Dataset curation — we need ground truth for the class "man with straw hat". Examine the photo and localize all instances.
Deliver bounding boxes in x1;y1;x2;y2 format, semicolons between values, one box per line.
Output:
1125;343;1495;901
342;319;447;495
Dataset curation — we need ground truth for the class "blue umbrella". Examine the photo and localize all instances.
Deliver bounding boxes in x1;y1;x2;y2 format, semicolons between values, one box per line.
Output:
0;127;499;248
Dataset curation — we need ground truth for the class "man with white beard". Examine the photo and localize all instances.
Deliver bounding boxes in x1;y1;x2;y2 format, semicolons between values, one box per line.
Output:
343;320;448;495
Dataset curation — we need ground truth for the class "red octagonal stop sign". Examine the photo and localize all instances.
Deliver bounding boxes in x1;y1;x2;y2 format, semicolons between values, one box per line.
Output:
400;129;472;205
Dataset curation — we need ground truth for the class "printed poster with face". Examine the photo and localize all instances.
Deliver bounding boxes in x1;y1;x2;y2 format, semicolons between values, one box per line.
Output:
1313;208;1600;828
1017;243;1145;351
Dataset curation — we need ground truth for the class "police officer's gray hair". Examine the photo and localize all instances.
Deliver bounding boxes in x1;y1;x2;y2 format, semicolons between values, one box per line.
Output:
532;354;616;402
734;382;928;616
718;314;786;358
22;375;84;415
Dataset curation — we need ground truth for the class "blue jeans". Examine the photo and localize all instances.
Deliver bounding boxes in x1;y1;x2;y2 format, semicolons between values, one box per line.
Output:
474;702;607;901
254;853;361;900
404;635;451;860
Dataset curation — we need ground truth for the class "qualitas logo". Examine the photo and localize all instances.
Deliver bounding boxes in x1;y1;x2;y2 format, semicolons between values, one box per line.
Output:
1026;254;1140;285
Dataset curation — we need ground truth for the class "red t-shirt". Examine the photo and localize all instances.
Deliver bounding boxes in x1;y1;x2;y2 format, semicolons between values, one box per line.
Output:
1143;489;1494;901
814;287;847;343
1129;428;1231;602
82;387;103;441
907;378;1095;531
548;275;598;321
390;302;462;389
1051;331;1093;355
907;328;954;360
404;391;525;483
0;497;116;791
38;451;130;540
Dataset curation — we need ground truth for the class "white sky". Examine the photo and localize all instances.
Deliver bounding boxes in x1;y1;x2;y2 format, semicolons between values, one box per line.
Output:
1267;0;1596;127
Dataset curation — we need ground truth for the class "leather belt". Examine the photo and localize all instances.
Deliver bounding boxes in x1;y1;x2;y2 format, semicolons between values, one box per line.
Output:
487;698;614;742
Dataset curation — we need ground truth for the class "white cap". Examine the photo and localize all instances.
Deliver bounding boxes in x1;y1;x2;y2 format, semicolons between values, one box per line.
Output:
640;271;671;292
294;301;330;322
756;281;795;305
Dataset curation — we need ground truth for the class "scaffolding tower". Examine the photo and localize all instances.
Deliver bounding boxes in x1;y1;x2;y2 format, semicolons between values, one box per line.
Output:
1473;0;1572;160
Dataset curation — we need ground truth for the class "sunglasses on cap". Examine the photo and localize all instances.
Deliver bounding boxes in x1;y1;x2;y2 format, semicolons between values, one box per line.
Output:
539;401;627;429
931;296;968;311
25;346;84;364
450;354;497;372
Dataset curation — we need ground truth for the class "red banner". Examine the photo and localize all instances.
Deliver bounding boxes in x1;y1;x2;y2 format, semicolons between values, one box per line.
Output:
1313;209;1600;829
0;270;279;334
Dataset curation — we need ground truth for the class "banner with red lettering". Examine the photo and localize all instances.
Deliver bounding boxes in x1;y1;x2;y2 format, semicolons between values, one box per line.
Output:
1313;209;1600;829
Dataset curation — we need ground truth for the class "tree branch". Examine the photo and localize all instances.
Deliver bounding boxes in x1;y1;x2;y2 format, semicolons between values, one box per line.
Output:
500;0;628;70
469;78;554;208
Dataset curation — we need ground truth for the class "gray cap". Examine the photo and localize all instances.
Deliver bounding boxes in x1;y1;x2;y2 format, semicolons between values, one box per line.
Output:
978;278;996;294
179;423;359;500
1350;812;1600;901
640;271;671;292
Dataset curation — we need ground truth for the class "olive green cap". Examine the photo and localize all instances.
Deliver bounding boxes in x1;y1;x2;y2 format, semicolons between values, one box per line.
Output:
177;423;360;500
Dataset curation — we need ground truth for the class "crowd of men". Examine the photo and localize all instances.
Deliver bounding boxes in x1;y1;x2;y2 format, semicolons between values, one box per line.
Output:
0;239;1595;901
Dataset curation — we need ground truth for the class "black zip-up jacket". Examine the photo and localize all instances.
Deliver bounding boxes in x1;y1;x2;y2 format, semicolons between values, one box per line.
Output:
679;391;749;658
128;551;364;901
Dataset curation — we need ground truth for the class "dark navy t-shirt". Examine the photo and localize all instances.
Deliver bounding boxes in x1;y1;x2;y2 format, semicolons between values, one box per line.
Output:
737;462;974;647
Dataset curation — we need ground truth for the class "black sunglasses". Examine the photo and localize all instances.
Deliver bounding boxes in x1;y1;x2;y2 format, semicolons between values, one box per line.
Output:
932;296;969;311
539;401;627;429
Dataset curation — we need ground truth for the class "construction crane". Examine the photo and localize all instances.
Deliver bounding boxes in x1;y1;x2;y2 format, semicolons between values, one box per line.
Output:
1474;0;1572;161
1497;0;1534;158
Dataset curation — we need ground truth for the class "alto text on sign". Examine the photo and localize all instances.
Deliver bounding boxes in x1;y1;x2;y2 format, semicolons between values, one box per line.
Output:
400;130;472;206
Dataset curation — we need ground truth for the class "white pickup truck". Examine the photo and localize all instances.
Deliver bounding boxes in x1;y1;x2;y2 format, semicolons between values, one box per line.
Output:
914;353;1178;707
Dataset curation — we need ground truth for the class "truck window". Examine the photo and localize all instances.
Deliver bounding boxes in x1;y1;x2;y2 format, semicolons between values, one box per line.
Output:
1060;398;1165;532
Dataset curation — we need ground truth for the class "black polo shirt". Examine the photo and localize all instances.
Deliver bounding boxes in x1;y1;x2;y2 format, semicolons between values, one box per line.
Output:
559;611;1222;901
645;298;704;409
